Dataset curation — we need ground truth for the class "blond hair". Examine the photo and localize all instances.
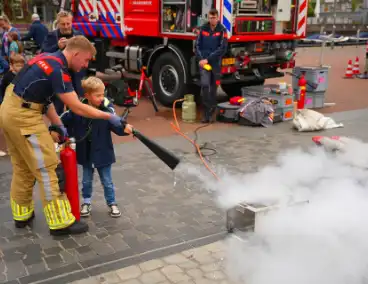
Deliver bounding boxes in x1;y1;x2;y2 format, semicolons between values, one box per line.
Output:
64;35;96;56
0;15;10;24
81;77;104;94
56;11;72;23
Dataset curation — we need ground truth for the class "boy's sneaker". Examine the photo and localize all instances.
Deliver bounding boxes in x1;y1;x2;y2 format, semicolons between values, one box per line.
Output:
109;204;121;218
80;203;91;217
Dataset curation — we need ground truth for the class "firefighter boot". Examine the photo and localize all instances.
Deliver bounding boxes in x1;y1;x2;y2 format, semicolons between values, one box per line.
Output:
15;212;35;228
50;220;89;236
201;110;210;123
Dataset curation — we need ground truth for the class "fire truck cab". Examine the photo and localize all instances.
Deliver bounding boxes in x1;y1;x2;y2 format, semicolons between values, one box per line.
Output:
66;0;307;106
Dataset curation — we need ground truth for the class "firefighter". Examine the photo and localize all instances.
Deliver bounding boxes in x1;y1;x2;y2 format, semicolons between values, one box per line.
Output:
42;11;84;115
195;8;228;123
0;36;126;236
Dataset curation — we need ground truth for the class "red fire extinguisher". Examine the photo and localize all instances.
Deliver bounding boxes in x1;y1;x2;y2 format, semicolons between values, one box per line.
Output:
297;72;307;109
60;138;80;221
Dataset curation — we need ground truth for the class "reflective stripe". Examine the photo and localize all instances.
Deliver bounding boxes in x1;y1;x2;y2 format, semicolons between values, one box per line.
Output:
44;199;75;230
11;198;34;221
27;135;52;201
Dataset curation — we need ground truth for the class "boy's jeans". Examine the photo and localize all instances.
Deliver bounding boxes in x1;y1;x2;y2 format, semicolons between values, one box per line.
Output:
82;165;116;206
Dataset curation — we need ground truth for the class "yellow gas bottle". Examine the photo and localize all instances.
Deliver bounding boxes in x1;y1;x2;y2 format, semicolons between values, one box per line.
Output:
182;94;197;123
203;64;212;71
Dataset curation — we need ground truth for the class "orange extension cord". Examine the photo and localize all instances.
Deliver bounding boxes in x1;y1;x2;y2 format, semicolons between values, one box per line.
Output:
170;99;220;181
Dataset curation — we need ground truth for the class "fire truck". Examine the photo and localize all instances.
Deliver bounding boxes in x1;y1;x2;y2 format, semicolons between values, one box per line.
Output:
62;0;308;106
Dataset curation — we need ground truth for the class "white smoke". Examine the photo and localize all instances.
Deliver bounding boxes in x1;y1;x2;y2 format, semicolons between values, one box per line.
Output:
179;136;368;284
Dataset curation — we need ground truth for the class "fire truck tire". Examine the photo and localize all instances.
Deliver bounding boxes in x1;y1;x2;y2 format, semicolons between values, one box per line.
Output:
152;52;186;107
221;80;265;98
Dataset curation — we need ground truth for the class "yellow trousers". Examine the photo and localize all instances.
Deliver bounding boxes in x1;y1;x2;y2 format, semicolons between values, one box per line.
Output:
0;84;75;230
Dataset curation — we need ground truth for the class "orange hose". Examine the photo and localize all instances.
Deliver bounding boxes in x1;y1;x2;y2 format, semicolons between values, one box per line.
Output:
170;99;220;181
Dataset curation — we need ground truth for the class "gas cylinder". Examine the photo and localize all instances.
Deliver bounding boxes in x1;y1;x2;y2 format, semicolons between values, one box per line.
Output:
60;138;80;221
182;94;197;123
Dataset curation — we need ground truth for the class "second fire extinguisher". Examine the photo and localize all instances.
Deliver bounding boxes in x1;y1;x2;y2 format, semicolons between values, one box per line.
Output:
60;138;80;221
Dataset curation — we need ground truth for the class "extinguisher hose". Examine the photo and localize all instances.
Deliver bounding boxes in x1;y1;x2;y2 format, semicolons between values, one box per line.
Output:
285;71;318;89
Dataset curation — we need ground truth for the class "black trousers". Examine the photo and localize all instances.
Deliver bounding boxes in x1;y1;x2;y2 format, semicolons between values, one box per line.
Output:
200;68;218;116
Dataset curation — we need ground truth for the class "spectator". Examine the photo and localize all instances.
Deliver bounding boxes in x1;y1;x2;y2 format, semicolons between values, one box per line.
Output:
42;11;84;115
0;53;25;104
0;55;9;75
8;31;24;57
22;14;49;50
0;15;21;59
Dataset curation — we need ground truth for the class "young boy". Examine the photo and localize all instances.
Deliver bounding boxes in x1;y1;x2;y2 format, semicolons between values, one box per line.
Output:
0;53;25;104
0;53;25;157
60;77;133;218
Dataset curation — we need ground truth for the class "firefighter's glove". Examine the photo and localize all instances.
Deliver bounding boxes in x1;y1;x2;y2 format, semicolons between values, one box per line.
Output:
109;114;124;127
49;124;68;143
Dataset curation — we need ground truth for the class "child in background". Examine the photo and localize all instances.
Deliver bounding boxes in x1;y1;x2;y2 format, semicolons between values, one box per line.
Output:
59;77;133;218
0;53;24;157
0;53;25;104
7;31;23;57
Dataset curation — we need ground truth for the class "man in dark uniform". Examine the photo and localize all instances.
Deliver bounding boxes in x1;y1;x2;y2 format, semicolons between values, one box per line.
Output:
42;10;84;115
195;8;228;123
0;36;132;236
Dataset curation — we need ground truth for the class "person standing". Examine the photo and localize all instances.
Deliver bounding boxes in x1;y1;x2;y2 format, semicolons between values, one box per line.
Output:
0;36;130;236
21;14;49;50
195;8;228;123
0;15;21;60
42;11;84;115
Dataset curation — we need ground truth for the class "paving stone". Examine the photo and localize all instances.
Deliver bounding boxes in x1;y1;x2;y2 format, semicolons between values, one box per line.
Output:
25;261;48;275
116;265;142;281
161;264;183;276
120;280;142;284
60;238;80;250
89;240;115;256
43;246;63;256
163;254;190;265
177;260;199;270
187;268;203;279
96;271;121;284
204;271;226;281
200;263;222;273
192;278;214;284
4;260;27;282
139;270;166;284
201;242;226;253
139;259;165;272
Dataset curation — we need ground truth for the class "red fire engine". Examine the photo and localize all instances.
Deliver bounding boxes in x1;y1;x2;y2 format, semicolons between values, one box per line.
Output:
61;0;307;106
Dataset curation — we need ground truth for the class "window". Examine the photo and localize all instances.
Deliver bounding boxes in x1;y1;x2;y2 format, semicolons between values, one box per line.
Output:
13;0;24;19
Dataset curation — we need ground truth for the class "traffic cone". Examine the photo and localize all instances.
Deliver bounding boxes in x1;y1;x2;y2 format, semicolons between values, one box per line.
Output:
343;59;354;79
353;56;360;75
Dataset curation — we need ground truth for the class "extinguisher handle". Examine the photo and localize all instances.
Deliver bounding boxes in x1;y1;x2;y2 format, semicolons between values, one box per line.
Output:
49;125;68;144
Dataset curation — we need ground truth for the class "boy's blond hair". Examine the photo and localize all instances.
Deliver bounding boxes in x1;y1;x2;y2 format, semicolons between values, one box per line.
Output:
81;77;104;94
65;35;97;56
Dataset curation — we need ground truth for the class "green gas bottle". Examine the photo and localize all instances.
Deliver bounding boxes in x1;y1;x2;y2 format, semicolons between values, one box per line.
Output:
182;94;197;123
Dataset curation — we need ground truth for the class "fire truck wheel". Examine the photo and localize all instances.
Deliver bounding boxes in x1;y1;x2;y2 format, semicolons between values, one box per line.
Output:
221;80;265;98
152;52;186;107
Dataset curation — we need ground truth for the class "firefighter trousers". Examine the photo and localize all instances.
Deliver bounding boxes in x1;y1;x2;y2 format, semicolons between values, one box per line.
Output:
199;68;218;116
0;84;75;230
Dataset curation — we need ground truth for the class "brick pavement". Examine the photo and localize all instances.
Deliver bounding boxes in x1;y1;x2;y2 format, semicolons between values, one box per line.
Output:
0;108;368;283
71;240;234;284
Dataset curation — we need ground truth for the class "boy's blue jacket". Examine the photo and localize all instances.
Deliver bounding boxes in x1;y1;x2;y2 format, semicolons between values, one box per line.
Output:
60;98;127;168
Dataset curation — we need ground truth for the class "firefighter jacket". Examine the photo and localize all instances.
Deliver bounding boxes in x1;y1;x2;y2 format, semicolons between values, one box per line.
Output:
195;22;228;76
41;29;85;98
12;51;74;106
60;98;128;168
